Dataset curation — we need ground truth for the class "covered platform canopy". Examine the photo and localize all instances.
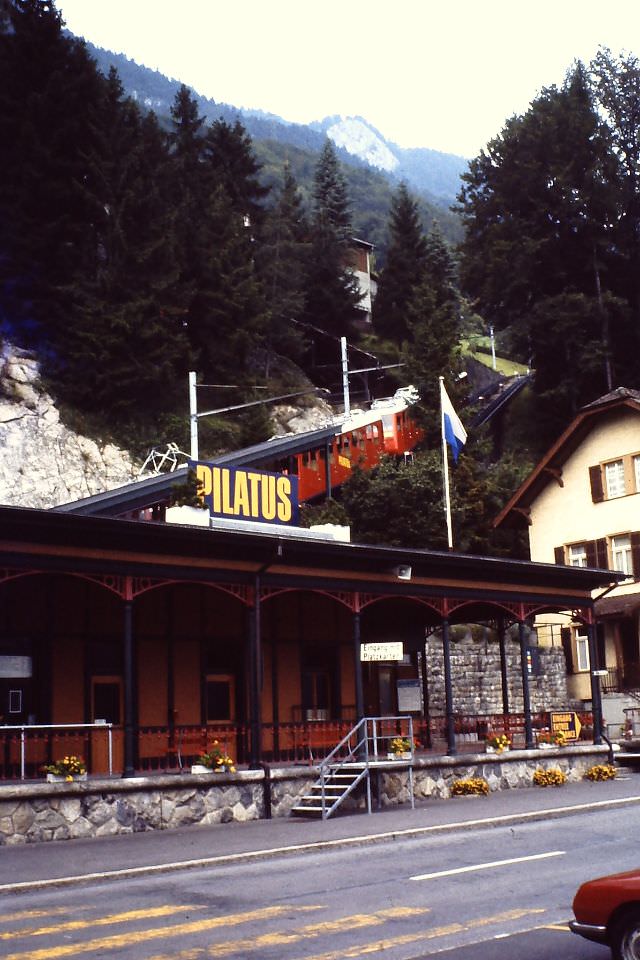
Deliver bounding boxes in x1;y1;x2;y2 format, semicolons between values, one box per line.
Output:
0;503;624;775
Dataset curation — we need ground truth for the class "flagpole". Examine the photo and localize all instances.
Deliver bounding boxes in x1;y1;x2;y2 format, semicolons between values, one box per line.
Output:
439;376;454;550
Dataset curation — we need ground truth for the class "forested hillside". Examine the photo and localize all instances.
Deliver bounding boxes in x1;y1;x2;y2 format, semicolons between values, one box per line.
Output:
457;55;640;444
84;44;463;259
2;1;639;559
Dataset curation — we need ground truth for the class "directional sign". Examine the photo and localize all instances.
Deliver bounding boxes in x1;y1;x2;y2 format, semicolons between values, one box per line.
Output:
360;642;404;662
550;711;582;742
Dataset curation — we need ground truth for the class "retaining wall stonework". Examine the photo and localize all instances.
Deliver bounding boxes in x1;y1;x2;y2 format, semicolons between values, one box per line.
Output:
0;745;610;845
426;632;568;714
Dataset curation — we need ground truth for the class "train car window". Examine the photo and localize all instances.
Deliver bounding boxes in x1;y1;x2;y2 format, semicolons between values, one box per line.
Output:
381;414;394;437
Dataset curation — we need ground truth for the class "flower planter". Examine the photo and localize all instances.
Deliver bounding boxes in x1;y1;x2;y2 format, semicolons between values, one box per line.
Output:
387;752;412;760
190;764;211;774
46;773;87;782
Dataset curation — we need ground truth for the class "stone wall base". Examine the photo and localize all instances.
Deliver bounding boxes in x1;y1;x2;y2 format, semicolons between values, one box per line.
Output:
0;745;610;845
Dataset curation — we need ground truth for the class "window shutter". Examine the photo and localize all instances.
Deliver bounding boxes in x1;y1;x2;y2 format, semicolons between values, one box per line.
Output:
589;465;604;503
595;538;609;568
585;541;597;567
554;546;565;565
631;532;640;578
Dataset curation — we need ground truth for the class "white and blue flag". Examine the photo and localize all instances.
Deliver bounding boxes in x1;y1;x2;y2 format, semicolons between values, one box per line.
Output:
441;382;467;462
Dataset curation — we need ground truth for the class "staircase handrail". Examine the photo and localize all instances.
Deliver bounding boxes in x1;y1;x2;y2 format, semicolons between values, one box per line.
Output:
316;716;414;819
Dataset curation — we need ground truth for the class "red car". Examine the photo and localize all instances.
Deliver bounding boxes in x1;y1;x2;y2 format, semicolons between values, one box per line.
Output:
571;868;640;959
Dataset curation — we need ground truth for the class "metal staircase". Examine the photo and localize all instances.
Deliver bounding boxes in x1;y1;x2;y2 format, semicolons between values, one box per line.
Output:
290;716;415;820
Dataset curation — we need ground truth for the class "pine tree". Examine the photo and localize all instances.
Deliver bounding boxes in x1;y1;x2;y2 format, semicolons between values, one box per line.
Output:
373;183;428;343
58;71;192;419
0;0;105;352
202;117;269;229
400;222;461;419
257;163;309;366
303;140;361;343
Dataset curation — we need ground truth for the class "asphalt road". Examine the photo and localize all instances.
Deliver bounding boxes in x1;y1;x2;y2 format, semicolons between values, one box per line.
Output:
2;799;636;960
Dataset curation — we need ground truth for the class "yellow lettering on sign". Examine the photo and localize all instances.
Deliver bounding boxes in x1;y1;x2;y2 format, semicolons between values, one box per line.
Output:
234;471;250;517
195;464;212;503
221;469;233;514
212;467;222;514
261;475;276;520
247;472;262;515
276;476;292;522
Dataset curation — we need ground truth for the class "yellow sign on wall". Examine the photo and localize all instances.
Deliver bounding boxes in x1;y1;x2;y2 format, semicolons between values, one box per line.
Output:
550;711;582;741
190;462;298;525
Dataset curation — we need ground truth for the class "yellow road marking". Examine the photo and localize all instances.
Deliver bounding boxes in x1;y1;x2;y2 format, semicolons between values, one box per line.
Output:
1;904;199;940
0;906;91;924
282;907;548;960
144;907;430;960
3;904;321;960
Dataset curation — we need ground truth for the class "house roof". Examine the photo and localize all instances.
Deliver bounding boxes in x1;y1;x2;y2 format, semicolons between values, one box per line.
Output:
595;588;640;620
494;388;640;529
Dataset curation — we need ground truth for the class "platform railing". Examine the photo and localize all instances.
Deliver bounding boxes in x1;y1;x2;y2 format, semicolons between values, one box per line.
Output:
0;723;113;780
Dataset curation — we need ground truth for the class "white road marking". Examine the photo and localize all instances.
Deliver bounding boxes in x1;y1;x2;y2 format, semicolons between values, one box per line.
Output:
411;850;565;881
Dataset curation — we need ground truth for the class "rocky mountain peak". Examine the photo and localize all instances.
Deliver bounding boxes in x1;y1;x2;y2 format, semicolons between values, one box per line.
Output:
325;115;400;173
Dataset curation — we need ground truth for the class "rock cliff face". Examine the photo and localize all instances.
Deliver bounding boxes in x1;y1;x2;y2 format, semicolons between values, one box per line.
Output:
0;344;139;510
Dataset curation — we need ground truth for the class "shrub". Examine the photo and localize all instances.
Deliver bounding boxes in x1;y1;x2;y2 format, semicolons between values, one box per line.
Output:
451;777;489;796
486;733;511;752
585;763;616;782
533;767;567;787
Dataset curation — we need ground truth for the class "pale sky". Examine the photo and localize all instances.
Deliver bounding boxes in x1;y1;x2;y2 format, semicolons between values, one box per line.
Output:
57;0;640;158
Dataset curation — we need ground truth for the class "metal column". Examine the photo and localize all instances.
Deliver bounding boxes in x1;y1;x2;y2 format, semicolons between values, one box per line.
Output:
122;590;136;777
518;620;534;749
442;619;456;756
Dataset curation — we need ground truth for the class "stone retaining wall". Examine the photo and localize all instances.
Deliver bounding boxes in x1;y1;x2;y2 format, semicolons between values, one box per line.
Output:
426;629;568;714
0;745;610;845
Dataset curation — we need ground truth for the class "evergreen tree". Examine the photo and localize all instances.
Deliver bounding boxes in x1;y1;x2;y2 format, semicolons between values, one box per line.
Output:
168;87;268;387
400;222;462;419
373;183;428;343
0;0;105;351
203;117;269;229
257;163;309;366
57;70;192;418
456;63;623;434
303;139;361;343
590;48;640;336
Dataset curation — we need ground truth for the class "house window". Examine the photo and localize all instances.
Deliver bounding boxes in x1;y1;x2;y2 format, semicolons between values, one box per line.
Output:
568;543;588;567
575;632;590;672
635;455;640;492
611;534;633;575
605;459;626;498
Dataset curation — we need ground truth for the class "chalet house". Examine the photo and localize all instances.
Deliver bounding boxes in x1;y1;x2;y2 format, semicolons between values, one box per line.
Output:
495;388;640;719
346;237;376;325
